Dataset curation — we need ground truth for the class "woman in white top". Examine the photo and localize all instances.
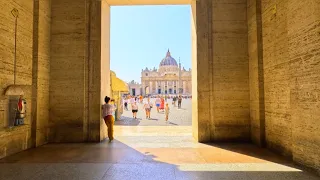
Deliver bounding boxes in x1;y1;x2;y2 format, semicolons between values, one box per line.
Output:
102;96;115;142
130;97;135;104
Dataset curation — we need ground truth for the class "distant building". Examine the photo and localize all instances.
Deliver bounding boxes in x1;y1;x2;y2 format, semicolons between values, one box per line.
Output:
127;80;142;96
141;49;191;96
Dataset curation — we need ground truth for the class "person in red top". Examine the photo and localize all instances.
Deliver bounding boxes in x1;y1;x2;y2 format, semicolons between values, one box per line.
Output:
159;97;165;111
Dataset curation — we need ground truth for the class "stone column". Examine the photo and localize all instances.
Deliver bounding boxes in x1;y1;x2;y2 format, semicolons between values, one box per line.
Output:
50;0;111;142
141;81;145;95
247;0;265;147
162;81;165;95
191;0;212;142
149;81;153;94
176;80;178;94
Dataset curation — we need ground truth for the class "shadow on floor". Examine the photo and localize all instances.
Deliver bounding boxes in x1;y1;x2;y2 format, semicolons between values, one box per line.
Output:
167;122;178;126
0;139;319;180
203;142;291;164
114;116;141;126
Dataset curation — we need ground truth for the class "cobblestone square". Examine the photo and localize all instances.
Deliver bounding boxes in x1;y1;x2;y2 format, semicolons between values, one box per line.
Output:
115;98;192;126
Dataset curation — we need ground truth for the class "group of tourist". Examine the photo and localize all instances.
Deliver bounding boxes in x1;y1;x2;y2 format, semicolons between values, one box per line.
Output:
123;95;184;121
123;95;143;111
149;95;192;99
141;96;170;121
102;94;184;143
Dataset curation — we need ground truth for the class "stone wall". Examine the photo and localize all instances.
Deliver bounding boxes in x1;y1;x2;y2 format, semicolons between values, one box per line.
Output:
211;0;250;141
0;0;51;158
248;0;320;174
33;0;51;147
262;0;293;157
247;0;265;146
287;0;320;174
0;0;34;159
50;0;88;142
50;0;109;142
195;0;250;142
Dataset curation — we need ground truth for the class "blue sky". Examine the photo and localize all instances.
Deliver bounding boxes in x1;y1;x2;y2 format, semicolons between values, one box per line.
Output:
110;5;191;83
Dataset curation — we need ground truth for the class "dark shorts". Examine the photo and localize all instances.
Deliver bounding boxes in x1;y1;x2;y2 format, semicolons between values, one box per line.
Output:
132;110;138;113
156;104;160;107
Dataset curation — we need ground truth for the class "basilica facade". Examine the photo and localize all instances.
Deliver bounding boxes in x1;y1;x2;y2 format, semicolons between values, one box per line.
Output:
141;49;191;96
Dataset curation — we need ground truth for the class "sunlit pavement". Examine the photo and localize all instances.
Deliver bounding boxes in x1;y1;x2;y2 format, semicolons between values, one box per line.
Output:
0;100;319;179
116;98;192;126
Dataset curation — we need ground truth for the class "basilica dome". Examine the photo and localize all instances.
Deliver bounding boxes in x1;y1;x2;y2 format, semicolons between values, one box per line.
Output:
159;49;178;66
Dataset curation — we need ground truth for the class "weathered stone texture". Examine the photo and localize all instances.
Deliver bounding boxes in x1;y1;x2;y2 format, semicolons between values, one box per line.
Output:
261;0;293;156
0;0;34;158
50;0;88;142
194;0;250;142
50;0;109;142
247;0;266;147
33;0;51;147
250;0;320;174
211;0;250;141
287;0;320;174
195;0;212;142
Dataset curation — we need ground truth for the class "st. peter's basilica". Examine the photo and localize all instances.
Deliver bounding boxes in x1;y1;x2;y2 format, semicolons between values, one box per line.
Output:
140;49;192;96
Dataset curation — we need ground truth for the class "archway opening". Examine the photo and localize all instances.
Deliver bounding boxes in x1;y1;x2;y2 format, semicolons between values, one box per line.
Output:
106;3;197;139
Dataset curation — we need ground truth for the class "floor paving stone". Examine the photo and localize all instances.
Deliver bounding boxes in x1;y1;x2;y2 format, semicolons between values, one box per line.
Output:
0;100;319;180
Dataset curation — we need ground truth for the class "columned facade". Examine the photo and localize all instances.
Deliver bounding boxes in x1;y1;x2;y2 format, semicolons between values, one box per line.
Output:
141;50;192;96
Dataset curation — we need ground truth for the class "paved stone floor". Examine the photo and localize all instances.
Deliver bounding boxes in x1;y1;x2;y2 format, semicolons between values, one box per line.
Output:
0;126;319;180
115;98;192;126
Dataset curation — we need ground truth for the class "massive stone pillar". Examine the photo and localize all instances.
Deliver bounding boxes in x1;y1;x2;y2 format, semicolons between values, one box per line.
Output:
192;0;249;142
32;0;51;147
50;0;110;142
247;0;265;147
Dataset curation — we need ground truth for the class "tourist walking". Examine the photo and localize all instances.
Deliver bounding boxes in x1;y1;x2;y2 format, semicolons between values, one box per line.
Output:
159;97;165;112
102;96;115;142
123;98;128;111
130;96;135;104
172;96;176;106
155;96;161;113
165;103;170;122
178;95;182;109
143;98;152;119
131;101;138;119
